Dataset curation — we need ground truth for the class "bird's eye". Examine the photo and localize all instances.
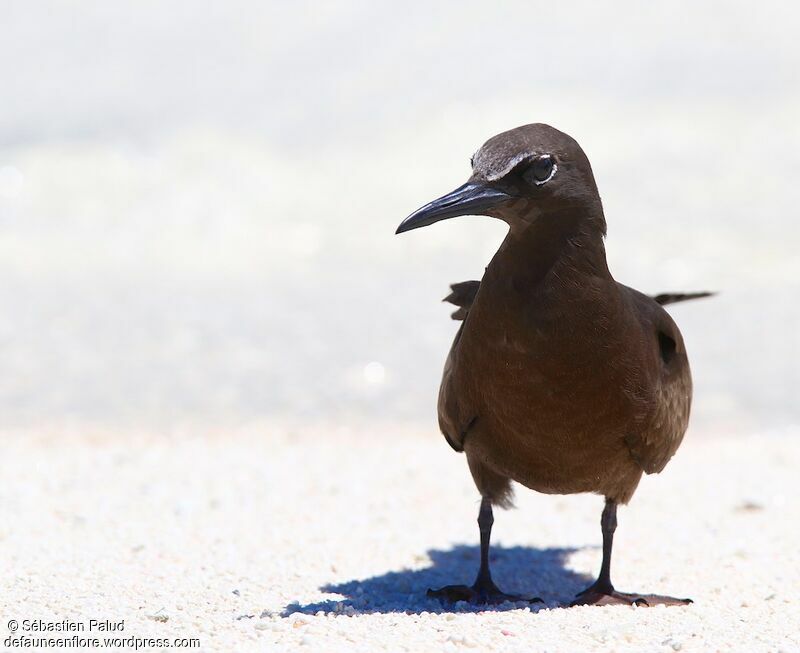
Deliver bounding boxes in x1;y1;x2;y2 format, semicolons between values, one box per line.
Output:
527;155;556;185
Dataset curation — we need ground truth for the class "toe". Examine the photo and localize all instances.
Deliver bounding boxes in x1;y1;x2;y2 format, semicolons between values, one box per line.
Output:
572;590;691;608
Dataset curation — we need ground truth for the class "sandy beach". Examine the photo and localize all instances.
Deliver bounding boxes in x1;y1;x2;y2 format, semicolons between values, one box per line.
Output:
1;425;797;652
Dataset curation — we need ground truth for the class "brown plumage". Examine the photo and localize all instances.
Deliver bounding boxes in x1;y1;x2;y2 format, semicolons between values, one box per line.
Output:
396;123;711;607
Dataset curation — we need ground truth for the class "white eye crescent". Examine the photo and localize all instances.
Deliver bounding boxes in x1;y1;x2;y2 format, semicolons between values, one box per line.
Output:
528;155;556;185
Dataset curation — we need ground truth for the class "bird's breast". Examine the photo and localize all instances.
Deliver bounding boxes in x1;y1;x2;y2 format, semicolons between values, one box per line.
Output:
452;276;652;450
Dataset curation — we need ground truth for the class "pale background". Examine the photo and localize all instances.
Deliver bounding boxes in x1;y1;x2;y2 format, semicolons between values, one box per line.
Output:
1;1;798;435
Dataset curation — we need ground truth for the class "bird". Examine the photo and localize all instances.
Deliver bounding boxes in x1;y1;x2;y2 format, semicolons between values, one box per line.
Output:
395;123;711;607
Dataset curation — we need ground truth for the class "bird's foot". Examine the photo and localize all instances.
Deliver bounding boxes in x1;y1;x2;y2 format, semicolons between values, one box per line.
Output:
427;579;542;606
572;582;691;607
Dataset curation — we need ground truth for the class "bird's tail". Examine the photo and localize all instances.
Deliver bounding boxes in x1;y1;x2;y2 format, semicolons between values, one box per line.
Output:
652;291;715;306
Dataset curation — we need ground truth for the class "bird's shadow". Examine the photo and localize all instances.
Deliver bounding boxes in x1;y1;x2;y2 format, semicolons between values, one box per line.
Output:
282;544;594;615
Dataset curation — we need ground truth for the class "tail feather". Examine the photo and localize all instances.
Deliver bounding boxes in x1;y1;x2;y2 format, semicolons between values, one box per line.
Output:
652;291;715;306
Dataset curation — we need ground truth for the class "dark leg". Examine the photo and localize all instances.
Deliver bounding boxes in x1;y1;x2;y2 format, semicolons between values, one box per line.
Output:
572;498;692;607
427;497;542;605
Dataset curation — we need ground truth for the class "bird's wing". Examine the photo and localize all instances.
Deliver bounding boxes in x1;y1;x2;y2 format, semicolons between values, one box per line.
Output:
436;281;483;453
617;285;694;474
625;288;711;472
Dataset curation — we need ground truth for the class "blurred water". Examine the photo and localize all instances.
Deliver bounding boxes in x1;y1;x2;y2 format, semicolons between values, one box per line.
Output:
0;1;798;433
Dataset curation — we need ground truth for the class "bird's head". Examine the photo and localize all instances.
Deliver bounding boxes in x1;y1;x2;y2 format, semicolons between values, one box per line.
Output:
396;123;605;236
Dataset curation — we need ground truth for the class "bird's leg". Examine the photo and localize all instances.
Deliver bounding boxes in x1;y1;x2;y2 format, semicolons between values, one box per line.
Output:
427;497;542;605
572;498;692;607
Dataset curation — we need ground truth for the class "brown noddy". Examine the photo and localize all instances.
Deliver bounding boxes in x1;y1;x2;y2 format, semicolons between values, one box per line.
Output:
396;123;710;607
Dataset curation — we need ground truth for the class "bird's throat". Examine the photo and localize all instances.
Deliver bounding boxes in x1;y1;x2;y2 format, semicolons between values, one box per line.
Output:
493;209;610;293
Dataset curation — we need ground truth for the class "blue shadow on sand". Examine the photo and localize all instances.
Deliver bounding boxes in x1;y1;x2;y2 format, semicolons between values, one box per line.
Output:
283;545;593;615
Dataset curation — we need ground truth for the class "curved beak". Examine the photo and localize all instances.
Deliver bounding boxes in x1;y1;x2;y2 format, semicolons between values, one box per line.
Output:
395;182;513;235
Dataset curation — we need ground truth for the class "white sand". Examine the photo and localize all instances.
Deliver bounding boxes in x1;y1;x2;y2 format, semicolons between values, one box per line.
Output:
1;425;798;652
